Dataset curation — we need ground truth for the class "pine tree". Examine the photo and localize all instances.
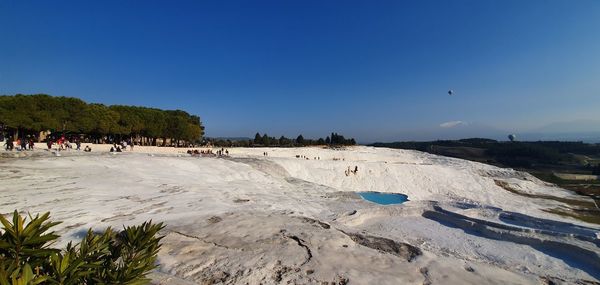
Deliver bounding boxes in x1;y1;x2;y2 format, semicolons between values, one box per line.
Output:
254;132;262;145
296;134;305;146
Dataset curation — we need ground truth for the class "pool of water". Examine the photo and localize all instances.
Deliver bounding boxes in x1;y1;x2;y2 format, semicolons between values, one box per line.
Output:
358;192;409;205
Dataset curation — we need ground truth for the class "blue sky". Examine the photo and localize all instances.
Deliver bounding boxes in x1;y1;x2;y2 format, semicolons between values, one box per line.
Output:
1;1;599;142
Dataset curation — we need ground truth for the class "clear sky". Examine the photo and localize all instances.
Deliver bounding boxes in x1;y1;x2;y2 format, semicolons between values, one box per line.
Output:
1;1;599;142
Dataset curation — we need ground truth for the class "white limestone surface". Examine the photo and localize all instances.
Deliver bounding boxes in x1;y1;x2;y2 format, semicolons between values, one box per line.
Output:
1;146;598;284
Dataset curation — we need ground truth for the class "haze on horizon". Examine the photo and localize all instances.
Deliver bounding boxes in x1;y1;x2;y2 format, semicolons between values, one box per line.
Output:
1;1;599;143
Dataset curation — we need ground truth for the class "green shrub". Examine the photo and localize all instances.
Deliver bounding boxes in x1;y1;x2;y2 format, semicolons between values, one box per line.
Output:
0;210;164;284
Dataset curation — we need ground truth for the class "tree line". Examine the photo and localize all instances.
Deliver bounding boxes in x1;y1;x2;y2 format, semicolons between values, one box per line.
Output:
207;132;357;147
0;94;204;146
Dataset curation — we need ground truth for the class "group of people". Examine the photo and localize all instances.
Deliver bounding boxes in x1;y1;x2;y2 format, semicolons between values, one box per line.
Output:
109;146;123;152
186;148;230;157
109;141;132;153
48;137;82;151
187;149;213;156
345;166;359;176
295;155;320;160
2;135;95;153
3;137;35;151
46;137;91;152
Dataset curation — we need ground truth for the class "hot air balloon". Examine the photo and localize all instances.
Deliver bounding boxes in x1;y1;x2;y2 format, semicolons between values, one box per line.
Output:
508;134;516;142
448;90;454;95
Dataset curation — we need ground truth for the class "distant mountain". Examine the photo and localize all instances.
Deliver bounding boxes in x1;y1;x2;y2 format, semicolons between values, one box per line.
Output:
532;119;600;133
517;120;600;143
368;119;600;144
376;122;507;142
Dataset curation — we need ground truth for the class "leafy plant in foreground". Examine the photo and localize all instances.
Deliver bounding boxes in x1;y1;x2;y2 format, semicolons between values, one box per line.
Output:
0;210;164;284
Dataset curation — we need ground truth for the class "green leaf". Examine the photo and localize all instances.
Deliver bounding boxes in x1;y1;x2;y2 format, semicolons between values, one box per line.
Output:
21;264;33;282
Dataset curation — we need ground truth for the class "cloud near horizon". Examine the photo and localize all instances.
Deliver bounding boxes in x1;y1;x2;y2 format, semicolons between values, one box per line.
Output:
439;121;468;128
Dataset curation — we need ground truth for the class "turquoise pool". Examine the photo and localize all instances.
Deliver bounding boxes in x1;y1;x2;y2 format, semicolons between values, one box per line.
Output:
358;192;409;205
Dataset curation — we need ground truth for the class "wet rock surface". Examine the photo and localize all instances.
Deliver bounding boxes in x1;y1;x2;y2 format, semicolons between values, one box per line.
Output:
341;231;422;262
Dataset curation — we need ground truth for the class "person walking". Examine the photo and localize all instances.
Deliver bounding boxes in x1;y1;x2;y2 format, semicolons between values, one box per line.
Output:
4;137;13;151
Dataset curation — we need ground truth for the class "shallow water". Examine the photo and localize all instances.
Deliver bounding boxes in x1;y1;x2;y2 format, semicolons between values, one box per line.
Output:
358;192;409;205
